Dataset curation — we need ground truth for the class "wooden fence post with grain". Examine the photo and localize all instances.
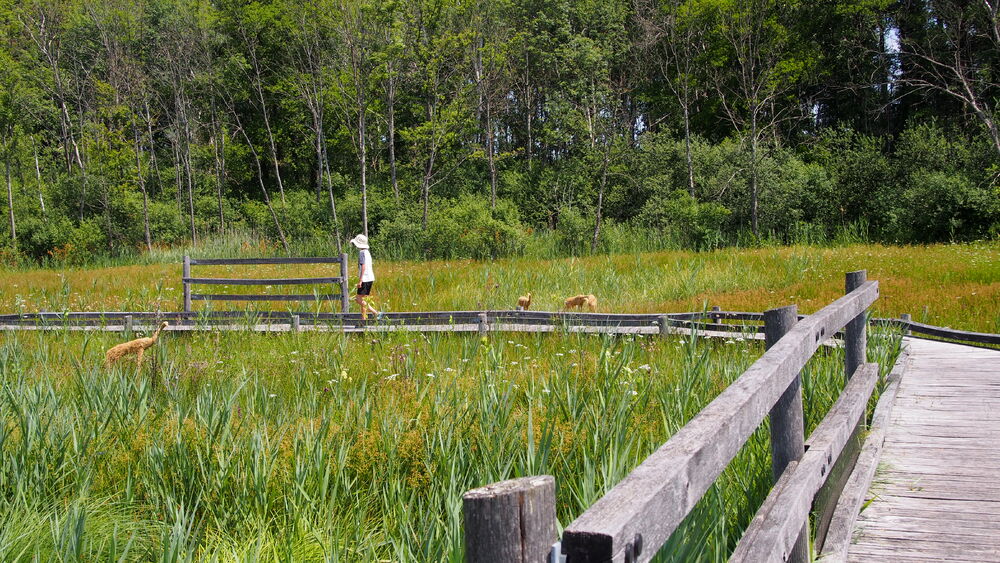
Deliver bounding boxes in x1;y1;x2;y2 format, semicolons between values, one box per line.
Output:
183;255;192;313
340;252;349;313
763;305;808;563
291;314;300;333
559;274;878;562
900;313;911;335
844;270;867;379
478;312;489;337
463;476;557;563
812;271;870;552
657;315;669;338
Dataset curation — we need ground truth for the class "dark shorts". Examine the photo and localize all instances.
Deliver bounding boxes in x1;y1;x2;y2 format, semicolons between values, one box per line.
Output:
356;281;373;296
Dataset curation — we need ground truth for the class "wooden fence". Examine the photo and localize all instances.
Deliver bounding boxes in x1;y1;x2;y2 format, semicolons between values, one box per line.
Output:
463;271;881;563
182;255;350;313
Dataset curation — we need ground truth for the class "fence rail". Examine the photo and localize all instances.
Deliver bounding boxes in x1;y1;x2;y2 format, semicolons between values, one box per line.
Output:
182;255;349;313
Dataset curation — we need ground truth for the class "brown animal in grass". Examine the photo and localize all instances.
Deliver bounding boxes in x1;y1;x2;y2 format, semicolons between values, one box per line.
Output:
105;321;169;368
517;292;532;310
564;294;597;312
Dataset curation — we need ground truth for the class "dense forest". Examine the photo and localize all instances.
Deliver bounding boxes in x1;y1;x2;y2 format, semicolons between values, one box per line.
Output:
0;0;996;263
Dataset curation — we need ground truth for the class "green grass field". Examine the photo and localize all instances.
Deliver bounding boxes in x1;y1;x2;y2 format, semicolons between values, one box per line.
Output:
0;242;994;560
2;243;997;332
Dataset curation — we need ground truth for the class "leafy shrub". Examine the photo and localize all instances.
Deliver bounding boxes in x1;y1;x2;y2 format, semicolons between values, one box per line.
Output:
553;205;591;256
637;189;730;250
379;195;527;259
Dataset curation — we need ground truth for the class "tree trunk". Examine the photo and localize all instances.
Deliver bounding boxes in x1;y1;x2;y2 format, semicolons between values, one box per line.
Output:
422;153;435;230
5;153;15;244
211;100;226;232
132;120;152;252
487;98;497;208
387;62;399;202
684;104;695;197
143;100;161;195
232;109;289;253
252;58;286;205
313;111;323;203
172;132;183;217
183;106;197;246
750;118;760;237
591;143;610;253
32;138;45;215
321;129;343;253
359;103;368;237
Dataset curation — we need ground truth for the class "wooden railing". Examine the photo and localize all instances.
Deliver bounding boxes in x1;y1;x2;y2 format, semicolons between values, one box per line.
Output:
463;271;881;563
182;255;350;313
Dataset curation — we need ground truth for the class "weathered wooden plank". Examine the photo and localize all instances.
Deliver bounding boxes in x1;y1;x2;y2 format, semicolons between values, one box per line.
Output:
855;494;1000;514
856;506;1000;525
183;277;342;285
817;345;910;563
731;363;879;563
904;320;1000;345
855;521;1000;544
463;476;556;563
339;252;349;313
849;529;1000;556
763;305;808;563
191;294;342;301
560;281;878;563
189;256;343;265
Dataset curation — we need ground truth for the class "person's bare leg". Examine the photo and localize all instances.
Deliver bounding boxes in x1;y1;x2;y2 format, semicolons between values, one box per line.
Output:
364;298;380;316
356;294;368;320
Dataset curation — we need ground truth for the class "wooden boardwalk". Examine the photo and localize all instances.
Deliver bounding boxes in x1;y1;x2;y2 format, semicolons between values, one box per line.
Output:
849;337;1000;561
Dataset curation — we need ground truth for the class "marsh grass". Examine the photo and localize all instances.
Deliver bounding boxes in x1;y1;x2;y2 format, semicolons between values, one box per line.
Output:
2;243;996;332
0;321;901;561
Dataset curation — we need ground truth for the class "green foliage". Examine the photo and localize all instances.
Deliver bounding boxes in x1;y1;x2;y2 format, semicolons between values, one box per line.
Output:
379;194;527;259
637;189;730;250
0;0;994;267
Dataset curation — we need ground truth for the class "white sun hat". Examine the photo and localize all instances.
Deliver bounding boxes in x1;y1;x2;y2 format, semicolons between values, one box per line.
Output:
349;234;369;249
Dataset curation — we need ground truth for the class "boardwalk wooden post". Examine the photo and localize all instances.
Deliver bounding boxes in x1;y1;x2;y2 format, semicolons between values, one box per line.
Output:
183;256;192;313
845;270;867;379
658;315;669;338
340;253;349;313
764;304;808;563
291;314;300;333
463;476;556;563
900;313;912;335
478;312;489;337
711;305;721;322
124;314;133;334
814;270;871;553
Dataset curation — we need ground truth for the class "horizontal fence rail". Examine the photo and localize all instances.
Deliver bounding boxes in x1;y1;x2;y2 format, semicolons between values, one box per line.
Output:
183;255;350;313
557;277;879;562
0;310;768;334
1;308;995;347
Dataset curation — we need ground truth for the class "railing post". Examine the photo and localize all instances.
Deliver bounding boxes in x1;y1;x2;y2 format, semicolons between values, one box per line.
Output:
478;312;489;337
124;314;133;335
845;270;867;379
291;314;300;333
183;255;192;313
711;305;721;322
764;304;808;563
658;315;670;338
339;252;349;313
900;313;912;336
463;476;557;563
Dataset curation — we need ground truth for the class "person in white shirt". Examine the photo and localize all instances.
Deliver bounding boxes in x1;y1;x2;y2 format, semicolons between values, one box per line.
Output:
349;234;382;320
